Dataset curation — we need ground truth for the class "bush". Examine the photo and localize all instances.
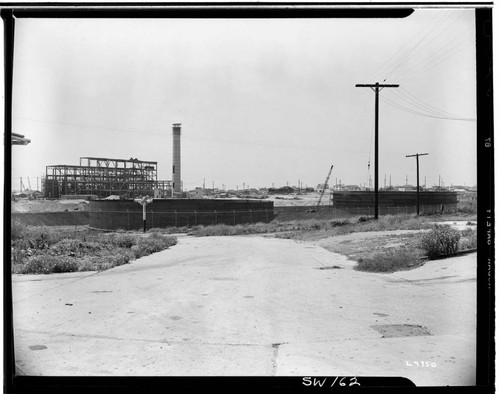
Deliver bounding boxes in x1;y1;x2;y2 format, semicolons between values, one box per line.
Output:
12;226;67;251
459;228;477;250
355;248;423;273
194;224;238;237
134;234;178;257
51;239;103;256
11;219;27;240
19;255;79;274
107;233;136;248
421;225;461;259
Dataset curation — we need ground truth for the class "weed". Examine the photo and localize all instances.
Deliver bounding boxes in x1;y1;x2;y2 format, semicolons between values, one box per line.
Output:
421;225;461;259
458;228;477;250
355;248;423;273
133;235;178;258
19;255;79;274
107;233;136;248
11;225;178;274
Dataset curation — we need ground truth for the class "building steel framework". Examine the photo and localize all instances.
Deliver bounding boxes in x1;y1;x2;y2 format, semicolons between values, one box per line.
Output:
45;157;172;198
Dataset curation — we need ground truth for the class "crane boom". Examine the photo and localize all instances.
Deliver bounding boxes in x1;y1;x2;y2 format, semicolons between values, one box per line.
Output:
317;165;333;208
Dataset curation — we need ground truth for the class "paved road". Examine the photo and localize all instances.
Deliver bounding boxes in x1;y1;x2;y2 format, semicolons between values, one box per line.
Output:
12;234;476;386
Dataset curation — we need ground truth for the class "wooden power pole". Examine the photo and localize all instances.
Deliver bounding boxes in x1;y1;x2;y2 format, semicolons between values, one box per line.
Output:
356;82;399;219
406;153;429;215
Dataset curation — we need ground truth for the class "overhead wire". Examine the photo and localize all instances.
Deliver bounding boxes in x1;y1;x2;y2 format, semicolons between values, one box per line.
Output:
365;10;448;82
396;38;473;84
379;95;475;121
381;11;459;82
13;116;347;153
389;87;474;120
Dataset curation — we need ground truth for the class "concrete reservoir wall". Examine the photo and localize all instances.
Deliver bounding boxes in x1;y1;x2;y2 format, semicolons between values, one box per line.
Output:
89;199;275;230
331;191;458;208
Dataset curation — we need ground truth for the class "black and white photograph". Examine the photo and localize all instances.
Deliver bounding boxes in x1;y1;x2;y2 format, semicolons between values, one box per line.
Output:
5;3;493;391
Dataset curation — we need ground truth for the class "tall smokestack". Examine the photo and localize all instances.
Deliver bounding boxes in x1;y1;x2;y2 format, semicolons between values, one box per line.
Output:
172;123;182;196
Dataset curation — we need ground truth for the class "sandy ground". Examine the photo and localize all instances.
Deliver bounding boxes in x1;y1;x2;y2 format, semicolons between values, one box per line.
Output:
12;234;476;386
11;199;89;213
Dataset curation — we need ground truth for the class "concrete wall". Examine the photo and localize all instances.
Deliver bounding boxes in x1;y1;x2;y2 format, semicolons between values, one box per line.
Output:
89;199;275;230
331;191;458;208
12;211;89;226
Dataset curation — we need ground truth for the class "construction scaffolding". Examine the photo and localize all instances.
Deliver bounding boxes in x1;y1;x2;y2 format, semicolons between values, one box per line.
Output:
45;157;172;199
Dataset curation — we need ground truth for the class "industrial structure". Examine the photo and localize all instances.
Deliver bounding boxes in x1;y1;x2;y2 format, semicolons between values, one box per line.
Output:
172;123;182;197
43;123;184;199
44;156;172;199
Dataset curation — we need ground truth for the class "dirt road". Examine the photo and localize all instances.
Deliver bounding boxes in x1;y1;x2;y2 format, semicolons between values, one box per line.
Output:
12;234;476;385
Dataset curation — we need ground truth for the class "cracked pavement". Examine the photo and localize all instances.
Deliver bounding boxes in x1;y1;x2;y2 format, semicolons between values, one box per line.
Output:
12;234;476;385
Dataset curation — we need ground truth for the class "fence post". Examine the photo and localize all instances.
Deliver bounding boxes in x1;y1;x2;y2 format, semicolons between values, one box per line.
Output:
151;210;154;229
214;210;217;224
368;206;371;216
233;210;236;225
127;209;129;231
100;208;103;230
249;209;253;223
265;209;268;222
174;210;178;227
194;210;197;226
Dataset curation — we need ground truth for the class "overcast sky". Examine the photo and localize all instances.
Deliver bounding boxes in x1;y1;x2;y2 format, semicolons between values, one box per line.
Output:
11;8;477;191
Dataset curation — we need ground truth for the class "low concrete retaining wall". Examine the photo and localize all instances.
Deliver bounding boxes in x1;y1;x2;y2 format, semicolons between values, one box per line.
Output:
11;211;89;227
332;191;458;208
89;199;275;230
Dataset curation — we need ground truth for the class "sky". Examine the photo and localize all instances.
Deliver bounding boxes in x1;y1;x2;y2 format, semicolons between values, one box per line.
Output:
10;8;477;191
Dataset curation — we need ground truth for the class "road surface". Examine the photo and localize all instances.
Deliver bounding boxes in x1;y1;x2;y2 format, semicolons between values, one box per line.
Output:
12;234;476;386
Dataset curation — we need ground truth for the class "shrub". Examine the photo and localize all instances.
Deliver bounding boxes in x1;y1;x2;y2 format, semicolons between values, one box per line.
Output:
194;224;238;237
355;248;423;273
357;216;371;223
11;219;27;240
108;233;136;248
12;226;67;251
329;219;350;227
20;255;79;274
89;251;135;271
459;228;477;250
421;225;461;259
134;234;177;257
50;239;103;256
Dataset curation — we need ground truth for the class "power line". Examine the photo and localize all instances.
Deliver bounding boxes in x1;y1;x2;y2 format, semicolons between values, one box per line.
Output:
13;116;347;153
381;11;459;81
379;95;475;121
395;36;473;84
387;88;475;120
366;10;451;81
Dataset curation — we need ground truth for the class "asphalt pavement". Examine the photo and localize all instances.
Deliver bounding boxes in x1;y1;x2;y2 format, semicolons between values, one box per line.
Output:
12;234;476;386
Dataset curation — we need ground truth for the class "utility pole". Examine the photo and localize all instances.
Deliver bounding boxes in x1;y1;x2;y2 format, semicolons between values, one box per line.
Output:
406;153;429;215
356;82;399;219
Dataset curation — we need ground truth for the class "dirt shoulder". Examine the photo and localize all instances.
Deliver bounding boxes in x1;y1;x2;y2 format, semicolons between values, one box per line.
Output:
284;220;477;266
314;230;428;262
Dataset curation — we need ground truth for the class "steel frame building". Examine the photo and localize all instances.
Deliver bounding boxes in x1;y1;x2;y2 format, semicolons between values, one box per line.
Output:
45;157;172;199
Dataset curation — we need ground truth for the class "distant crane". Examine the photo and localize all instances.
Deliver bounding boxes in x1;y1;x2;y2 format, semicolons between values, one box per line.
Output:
317;165;334;209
